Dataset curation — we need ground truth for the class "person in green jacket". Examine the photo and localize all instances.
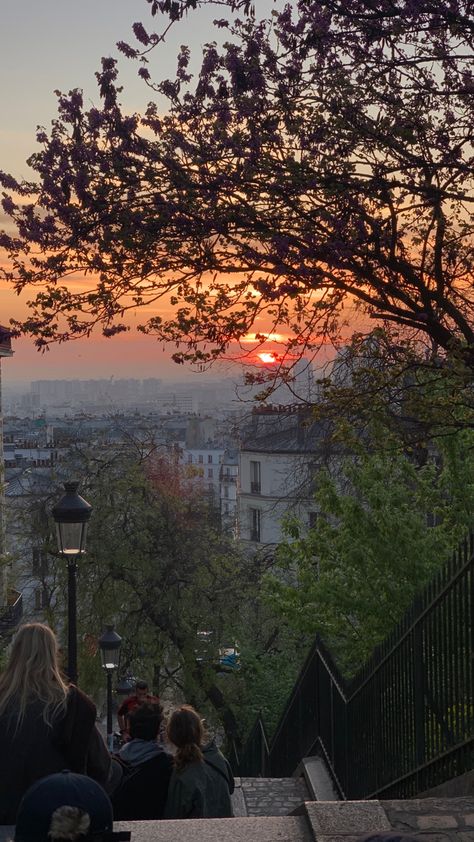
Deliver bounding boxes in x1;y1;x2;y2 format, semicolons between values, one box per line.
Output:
164;705;234;819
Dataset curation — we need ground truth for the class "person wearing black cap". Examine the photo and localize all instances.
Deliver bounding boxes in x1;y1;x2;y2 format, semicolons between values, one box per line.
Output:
14;771;130;842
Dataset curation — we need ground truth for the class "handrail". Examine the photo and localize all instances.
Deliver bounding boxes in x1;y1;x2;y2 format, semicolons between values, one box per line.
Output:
347;535;473;697
239;530;474;798
270;636;347;752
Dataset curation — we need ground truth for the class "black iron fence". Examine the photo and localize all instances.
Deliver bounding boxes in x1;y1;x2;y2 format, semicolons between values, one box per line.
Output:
238;532;474;799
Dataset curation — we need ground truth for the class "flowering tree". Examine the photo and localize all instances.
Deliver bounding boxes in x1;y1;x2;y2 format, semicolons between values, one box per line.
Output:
1;0;473;374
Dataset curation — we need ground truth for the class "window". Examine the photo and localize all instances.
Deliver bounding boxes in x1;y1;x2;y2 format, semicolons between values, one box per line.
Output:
208;468;213;478
32;548;48;577
309;512;318;529
208;454;213;464
250;461;261;494
32;548;40;575
224;503;229;514
34;587;48;610
250;508;261;542
198;454;204;464
224;485;229;498
187;454;193;464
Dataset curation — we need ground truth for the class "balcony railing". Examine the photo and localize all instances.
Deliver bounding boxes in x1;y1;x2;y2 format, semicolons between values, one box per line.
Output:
0;588;23;636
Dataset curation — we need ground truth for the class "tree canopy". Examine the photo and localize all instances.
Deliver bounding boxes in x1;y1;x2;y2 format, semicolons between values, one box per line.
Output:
1;0;473;374
268;417;474;674
9;438;305;745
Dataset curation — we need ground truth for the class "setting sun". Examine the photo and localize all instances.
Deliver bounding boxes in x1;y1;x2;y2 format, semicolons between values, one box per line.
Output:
257;352;279;364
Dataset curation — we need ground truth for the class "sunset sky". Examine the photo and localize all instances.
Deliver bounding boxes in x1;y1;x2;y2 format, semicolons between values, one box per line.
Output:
0;1;340;387
0;1;248;383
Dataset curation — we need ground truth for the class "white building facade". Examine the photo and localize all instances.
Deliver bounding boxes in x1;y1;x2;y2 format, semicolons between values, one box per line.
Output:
238;407;328;547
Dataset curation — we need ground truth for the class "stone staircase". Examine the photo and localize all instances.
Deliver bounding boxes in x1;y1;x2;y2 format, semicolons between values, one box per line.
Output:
114;796;474;842
3;793;474;842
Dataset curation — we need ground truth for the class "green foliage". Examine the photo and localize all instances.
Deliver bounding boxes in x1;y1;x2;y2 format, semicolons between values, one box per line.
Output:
61;446;272;742
236;627;309;738
268;424;474;675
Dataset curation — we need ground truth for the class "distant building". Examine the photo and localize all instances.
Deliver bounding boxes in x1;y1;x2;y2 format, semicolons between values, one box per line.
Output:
185;416;217;449
0;327;22;634
220;450;239;535
238;405;332;547
180;445;224;499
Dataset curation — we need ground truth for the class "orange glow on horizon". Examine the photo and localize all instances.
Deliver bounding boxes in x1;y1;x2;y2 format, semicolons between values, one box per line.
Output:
240;332;287;344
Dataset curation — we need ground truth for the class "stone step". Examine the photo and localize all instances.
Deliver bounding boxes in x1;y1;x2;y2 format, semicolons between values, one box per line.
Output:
116;796;474;842
238;776;310;817
116;815;312;842
3;796;474;842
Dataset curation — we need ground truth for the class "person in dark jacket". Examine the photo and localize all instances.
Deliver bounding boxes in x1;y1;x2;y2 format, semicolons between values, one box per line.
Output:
111;702;173;820
0;623;110;825
164;705;234;819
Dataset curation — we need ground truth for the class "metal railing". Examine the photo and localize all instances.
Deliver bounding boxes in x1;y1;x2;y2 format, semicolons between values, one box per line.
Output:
238;532;474;799
238;715;271;778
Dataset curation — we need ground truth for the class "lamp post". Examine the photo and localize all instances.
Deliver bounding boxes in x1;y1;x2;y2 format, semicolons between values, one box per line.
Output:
99;625;122;751
52;482;92;685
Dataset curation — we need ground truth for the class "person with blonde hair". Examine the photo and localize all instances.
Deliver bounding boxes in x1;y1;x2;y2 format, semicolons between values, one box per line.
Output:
164;705;234;819
0;623;110;825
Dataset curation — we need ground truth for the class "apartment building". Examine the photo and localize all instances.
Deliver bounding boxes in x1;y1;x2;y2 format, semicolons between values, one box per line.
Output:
238;405;331;546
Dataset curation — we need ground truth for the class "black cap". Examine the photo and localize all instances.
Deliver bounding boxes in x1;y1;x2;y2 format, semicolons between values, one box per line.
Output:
15;771;113;842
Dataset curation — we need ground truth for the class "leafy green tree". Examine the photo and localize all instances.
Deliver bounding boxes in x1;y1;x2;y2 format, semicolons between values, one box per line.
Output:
268;424;474;675
314;332;474;447
5;434;305;744
236;625;309;738
71;450;239;734
44;443;298;748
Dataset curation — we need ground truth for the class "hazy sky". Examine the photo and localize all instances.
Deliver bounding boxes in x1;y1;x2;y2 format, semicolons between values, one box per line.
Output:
1;1;261;384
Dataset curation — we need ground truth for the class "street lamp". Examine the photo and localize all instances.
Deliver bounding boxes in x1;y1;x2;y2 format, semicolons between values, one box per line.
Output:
99;625;122;751
52;481;92;685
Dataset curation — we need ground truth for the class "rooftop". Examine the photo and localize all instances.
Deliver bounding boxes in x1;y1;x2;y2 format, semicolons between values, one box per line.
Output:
0;326;13;358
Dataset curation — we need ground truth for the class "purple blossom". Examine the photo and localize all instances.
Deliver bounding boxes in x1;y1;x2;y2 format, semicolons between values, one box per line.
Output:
117;41;139;59
0;171;20;191
1;195;16;215
88;109;103;131
133;22;151;46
